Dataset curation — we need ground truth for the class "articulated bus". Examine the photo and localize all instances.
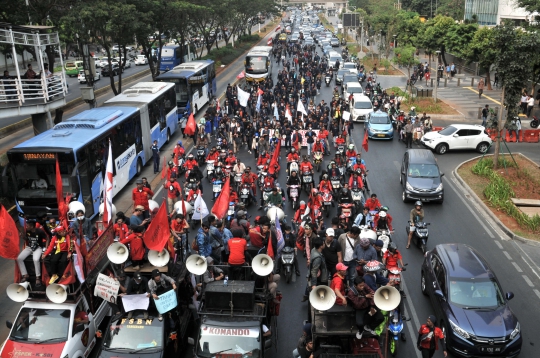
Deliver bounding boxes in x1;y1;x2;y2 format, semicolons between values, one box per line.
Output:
2;82;177;223
155;60;217;119
245;46;273;82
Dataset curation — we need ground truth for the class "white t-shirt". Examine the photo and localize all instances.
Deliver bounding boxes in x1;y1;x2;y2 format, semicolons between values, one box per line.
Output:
343;235;355;262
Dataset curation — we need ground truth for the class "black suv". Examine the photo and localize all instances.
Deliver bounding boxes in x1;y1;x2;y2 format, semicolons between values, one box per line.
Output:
102;63;123;77
400;149;444;203
421;243;521;357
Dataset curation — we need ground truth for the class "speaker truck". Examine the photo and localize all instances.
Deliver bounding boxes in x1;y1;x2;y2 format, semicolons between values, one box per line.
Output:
1;225;117;358
186;255;279;358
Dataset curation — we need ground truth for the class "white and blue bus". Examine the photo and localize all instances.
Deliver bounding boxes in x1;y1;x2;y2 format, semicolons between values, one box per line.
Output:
159;45;182;71
156;60;217;119
2;82;177;222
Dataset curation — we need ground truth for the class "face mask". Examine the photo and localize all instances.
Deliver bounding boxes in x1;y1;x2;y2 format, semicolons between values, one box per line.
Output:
77;216;84;221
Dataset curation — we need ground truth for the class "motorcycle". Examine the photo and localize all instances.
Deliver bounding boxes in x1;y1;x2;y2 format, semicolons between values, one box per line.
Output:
313;152;323;172
212;179;223;201
336;144;345;158
196;146;206;166
302;171;313;194
280;246;296;283
339;203;354;226
351;187;365;212
239;183;253;206
387;307;405;356
361;171;369;194
376;229;392;253
262;184;273;204
234;173;243;192
325;75;331;87
289;184;300;210
206;160;215;182
226;201;236;228
406;221;430;254
330;176;342;195
288;160;299;176
321;189;333;217
531;116;539;128
185;180;198;199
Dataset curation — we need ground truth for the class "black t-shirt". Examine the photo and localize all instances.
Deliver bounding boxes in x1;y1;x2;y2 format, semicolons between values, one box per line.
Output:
26;228;48;251
322;239;342;267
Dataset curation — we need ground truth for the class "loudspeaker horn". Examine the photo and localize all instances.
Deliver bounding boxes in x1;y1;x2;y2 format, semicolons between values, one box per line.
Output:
148;249;170;267
6;282;31;302
174;201;193;214
374;286;401;311
99;202;117;218
267;207;285;222
309;285;336;311
186;254;208;275
68;201;86;217
148;200;159;214
252;254;274;276
107;242;129;264
46;284;68;304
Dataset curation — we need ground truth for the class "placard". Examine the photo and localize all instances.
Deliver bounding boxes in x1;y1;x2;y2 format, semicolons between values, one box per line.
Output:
86;224;114;273
94;273;120;303
154;290;178;314
122;293;150;312
342;111;351;121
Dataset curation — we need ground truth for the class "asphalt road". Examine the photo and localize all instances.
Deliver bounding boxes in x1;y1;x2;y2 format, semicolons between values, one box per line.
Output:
2;19;540;358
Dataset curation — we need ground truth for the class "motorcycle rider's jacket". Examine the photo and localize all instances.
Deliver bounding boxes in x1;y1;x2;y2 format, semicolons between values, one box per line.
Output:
257;154;271;166
262;176;275;188
328;168;341;178
410;208;424;224
338;191;353;204
313;142;324;152
349;176;364;189
185;159;198;171
206;151;219;162
287;175;301;186
318;180;332;192
374;213;394;231
241;172;258;186
354;212;373;228
287;153;299;162
352;163;367;174
335;137;346;146
345;149;357;158
300;161;313;172
364;198;382;212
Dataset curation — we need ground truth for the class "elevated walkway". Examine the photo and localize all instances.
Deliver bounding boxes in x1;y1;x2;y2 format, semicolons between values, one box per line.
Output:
0;23;68;126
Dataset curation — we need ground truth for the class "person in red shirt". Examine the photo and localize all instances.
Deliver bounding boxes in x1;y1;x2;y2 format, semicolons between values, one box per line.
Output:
227;229;248;265
171;213;189;251
319;174;332;192
132;179;154;218
172;141;185;166
373;210;393;231
241;167;258;196
330;262;348;306
261;173;275;190
312;139;324;153
206;147;219;162
229;187;239;203
349;171;364;189
383;243;404;269
187;187;201;203
345;144;357;159
164;176;182;213
417;316;447;357
225;151;237;166
299;156;313;173
257;151;271;166
364;193;381;212
185;154;198;171
42;226;73;284
286;148;299;173
113;217;129;241
335;134;346;147
317;128;330;154
248;225;265;250
120;226;145;270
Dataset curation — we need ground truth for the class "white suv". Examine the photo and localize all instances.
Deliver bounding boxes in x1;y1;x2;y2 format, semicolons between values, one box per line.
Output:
134;55;148;66
421;124;492;154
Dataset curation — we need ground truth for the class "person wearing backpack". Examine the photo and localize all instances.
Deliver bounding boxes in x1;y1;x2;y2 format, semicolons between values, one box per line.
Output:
417;315;447;357
301;238;328;302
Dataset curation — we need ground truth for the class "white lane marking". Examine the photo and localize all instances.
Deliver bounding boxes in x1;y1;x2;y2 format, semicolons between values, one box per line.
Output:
512;262;523;273
447;177;495;239
534;289;540;300
503;251;512;260
400;277;422;344
494;240;503;249
522;275;534;287
511;241;540;281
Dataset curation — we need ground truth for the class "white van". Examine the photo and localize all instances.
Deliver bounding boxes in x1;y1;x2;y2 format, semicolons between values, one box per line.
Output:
344;82;364;102
328;51;342;68
350;93;373;122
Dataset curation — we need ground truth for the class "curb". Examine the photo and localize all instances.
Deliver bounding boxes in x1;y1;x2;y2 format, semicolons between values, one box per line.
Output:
452;153;540;247
0;69;152;138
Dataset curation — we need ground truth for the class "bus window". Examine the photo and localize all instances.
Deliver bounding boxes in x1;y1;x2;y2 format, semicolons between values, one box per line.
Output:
164;88;176;114
157;95;167;130
75;149;95;217
148;101;159;129
208;65;215;82
174;79;189;107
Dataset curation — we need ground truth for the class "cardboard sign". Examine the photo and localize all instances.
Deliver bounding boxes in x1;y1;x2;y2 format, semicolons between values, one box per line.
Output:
94;273;120;303
342;111;351;121
154;290;177;314
122;293;150;312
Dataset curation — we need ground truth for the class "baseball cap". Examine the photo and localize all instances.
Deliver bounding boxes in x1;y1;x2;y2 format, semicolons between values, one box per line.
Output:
53;225;66;233
135;205;145;211
134;272;142;280
151;269;161;278
336;262;348;271
136;179;143;184
374;240;384;247
326;228;335;236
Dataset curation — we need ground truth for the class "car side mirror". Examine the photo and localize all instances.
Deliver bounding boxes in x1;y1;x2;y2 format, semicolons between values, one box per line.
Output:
440;173;445;177
187;337;195;345
74;323;85;335
6;320;12;329
264;338;272;350
453;134;459;137
434;290;446;300
506;292;514;301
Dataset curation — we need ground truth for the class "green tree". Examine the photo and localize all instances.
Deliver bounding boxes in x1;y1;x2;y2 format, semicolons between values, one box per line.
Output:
395;11;424;48
418;15;455;65
491;24;539;168
393;45;420;94
436;0;465;19
445;22;478;63
462;27;496;90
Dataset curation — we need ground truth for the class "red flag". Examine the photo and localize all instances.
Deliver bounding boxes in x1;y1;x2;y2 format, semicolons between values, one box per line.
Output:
166;234;176;258
58;261;76;285
0;205;19;259
362;131;369;152
268;141;281;176
41;262;50;286
236;71;245;79
257;88;264;96
211;176;231;220
184;113;196;136
161;156;167;179
55;158;68;225
275;25;281;32
143;201;170;251
267;38;273;46
267;230;274;259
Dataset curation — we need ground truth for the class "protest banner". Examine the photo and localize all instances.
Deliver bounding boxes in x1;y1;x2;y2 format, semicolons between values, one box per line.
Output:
154;290;178;314
122;293;150;312
94;273;120;303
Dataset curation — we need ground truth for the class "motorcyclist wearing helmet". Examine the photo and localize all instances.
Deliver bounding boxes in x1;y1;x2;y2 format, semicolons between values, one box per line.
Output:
337;184;354;218
309;188;323;209
333;152;345;167
383;242;404;269
165;160;179;181
407;201;425;249
293;201;310;225
233;159;246;175
335;133;346;147
210;162;226;182
172;141;185;166
348;170;364;190
229;186;239;203
225;150;237;166
286;170;301;201
241;167;258;201
318;174;332;192
313;138;324;154
317;127;330;155
206;146;219;162
185;154;198;171
300;155;313;173
328;161;342;181
364;193;381;213
257;150;271;166
345;144;357;159
286;148;300;173
352;154;367;174
374;209;393;232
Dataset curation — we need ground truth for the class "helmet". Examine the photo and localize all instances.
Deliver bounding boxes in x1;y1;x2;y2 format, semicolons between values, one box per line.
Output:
330;161;336;166
341;187;348;194
388;242;397;252
168;160;174;166
380;206;389;212
187;154;194;159
255;133;260;137
177;140;183;146
323;174;328;179
291;148;296;153
415;201;423;208
348;144;354;150
300;200;306;206
379;211;387;218
311;188;318;195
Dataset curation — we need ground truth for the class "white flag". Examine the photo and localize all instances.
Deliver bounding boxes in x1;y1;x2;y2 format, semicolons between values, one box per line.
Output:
192;195;209;220
237;86;250;107
297;100;308;116
273;102;279;119
285;105;293;123
102;141;114;226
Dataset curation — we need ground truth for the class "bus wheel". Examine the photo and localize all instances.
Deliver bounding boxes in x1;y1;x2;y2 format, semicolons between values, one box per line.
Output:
166;129;171;144
136;158;143;176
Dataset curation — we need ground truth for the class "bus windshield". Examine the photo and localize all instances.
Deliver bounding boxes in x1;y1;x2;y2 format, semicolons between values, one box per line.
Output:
10;308;70;343
197;325;261;358
246;56;268;74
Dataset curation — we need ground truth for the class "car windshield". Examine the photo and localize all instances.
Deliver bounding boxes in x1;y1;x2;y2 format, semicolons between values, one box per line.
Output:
449;278;505;308
9;308;70;343
246;56;268;73
197;325;261;358
407;164;440;178
438;126;457;136
343;75;357;83
354;101;372;109
343;64;355;69
370;115;391;124
337;69;349;77
103;316;163;352
348;87;363;94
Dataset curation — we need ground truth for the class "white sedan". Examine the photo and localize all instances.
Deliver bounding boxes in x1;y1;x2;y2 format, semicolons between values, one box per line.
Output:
134;55;148;66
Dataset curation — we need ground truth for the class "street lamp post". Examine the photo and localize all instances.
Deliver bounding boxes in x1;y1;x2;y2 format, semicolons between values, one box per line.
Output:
435;50;441;103
393;34;397;49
